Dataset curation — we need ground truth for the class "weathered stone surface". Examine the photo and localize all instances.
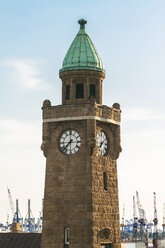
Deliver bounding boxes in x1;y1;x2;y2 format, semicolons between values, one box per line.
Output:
41;69;121;248
42;103;121;125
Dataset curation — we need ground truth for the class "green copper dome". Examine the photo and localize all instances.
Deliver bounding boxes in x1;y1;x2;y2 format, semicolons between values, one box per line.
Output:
59;19;104;73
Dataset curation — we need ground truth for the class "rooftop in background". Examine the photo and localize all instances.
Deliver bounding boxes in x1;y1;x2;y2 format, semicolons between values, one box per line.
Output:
0;233;41;248
60;19;104;73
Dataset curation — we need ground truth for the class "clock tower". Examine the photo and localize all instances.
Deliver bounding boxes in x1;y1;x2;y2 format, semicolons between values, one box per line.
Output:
41;19;122;248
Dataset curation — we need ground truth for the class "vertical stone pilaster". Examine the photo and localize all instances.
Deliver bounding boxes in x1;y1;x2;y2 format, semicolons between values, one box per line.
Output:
70;77;74;104
86;77;90;101
98;80;102;105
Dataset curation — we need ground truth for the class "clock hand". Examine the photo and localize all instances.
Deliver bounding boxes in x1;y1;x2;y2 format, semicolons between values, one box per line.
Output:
99;139;105;148
62;139;73;151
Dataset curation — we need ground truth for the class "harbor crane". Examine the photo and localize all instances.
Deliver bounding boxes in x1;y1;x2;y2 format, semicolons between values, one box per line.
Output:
6;214;9;230
162;203;165;233
153;192;158;233
133;196;138;236
14;199;19;223
7;187;22;232
37;198;44;232
7;187;22;224
120;204;125;240
14;199;23;225
136;191;146;240
153;192;158;248
25;199;35;232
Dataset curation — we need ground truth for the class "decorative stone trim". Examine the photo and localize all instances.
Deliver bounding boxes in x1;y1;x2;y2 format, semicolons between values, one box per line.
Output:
43;115;120;125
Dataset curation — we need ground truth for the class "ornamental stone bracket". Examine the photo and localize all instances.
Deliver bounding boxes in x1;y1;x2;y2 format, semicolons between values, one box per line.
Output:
97;228;111;239
41;141;48;158
97;228;113;244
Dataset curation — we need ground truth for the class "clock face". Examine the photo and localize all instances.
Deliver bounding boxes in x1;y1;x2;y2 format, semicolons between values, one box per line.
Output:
97;130;108;156
59;130;81;155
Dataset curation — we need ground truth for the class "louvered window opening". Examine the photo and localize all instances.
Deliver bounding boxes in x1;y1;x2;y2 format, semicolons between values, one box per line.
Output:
90;84;95;97
76;84;84;98
66;85;70;100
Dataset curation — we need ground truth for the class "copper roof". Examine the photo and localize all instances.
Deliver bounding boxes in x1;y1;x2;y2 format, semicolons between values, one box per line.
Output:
60;19;104;73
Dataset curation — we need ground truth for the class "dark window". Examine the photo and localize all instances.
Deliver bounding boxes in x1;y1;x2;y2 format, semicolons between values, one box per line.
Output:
90;147;93;156
64;228;69;244
66;85;70;100
101;245;112;248
103;172;107;191
76;84;84;98
90;84;95;97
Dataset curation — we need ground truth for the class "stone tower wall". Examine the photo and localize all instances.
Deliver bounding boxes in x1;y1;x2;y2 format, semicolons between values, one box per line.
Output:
41;102;121;248
41;119;93;248
41;19;122;247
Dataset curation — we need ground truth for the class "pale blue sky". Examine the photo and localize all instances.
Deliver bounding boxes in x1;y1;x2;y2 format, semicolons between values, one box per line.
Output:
1;0;165;227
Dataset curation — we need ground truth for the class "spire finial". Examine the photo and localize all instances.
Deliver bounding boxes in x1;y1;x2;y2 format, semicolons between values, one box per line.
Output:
78;19;87;29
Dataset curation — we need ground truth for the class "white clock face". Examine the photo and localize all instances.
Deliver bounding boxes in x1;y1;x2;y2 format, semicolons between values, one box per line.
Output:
97;130;108;156
59;130;81;155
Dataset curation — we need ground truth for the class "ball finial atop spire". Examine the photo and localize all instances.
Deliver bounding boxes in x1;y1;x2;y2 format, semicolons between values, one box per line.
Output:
78;19;87;29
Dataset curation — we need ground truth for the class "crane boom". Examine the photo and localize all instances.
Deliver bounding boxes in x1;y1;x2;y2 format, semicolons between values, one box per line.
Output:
7;186;15;219
136;191;146;240
136;191;142;219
